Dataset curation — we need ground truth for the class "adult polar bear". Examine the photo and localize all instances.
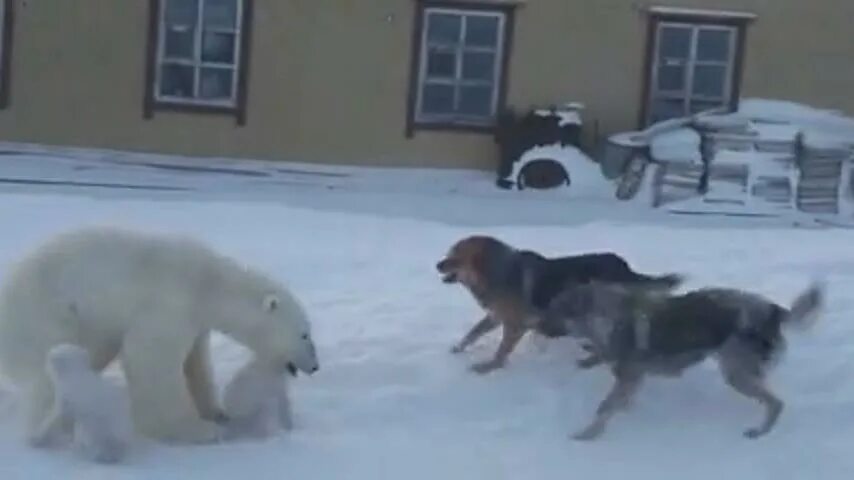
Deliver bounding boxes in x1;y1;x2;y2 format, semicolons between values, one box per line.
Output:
0;226;319;444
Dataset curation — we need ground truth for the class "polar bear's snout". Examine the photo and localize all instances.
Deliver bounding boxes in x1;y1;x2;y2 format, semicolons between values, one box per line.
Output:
294;334;319;375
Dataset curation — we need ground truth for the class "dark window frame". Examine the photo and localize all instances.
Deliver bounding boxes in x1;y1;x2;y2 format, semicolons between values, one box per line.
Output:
405;0;517;137
639;9;754;127
0;0;14;110
143;0;254;126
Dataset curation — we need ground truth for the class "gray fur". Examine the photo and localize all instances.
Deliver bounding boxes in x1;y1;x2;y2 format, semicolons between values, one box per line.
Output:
540;281;824;441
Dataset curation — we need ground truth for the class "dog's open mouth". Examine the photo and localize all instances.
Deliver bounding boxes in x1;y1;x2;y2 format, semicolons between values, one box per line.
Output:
286;362;298;377
441;272;458;283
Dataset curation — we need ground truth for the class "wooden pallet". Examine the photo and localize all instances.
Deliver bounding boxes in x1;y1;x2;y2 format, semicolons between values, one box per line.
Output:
751;176;793;205
796;155;843;214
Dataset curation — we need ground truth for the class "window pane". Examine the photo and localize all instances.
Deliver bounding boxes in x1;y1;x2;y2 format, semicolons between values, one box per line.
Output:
165;0;199;27
426;13;461;45
159;64;195;98
458;85;493;117
164;28;195;60
650;98;686;123
697;29;732;62
464;15;499;47
199;67;234;100
692;64;727;97
461;51;495;81
204;0;238;29
201;31;236;64
426;48;456;79
658;26;691;59
421;84;454;115
656;64;685;92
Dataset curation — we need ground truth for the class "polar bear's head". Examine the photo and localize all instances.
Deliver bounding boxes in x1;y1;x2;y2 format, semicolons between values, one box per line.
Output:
242;290;319;376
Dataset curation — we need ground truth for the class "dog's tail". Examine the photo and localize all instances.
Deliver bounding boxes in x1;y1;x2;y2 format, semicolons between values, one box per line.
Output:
782;281;824;331
627;272;685;291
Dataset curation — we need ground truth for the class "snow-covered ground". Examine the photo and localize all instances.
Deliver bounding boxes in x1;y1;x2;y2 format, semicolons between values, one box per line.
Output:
1;147;854;479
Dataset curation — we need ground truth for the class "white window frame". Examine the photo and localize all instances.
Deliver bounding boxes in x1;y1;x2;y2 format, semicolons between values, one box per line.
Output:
648;21;738;123
154;0;244;108
414;8;506;126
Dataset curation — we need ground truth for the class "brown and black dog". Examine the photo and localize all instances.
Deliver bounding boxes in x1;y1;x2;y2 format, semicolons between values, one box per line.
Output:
436;235;683;374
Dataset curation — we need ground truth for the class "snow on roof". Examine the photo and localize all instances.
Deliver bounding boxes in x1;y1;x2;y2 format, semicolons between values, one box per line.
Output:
647;6;758;20
739;98;854;150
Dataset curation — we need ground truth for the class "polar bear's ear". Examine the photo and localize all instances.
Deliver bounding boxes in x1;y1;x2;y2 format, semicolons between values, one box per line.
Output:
263;294;280;312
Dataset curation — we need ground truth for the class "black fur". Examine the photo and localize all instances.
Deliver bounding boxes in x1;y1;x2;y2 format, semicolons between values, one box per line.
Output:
510;248;682;311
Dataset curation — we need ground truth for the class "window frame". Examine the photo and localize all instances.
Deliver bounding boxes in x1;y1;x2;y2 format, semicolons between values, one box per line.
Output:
405;1;517;137
639;9;754;127
0;0;14;110
143;0;254;125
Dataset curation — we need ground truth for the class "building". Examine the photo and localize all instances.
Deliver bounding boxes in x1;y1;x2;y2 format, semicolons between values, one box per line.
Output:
0;0;852;171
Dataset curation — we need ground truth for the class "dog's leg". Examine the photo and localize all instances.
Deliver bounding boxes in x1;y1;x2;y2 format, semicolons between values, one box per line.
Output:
451;315;498;354
727;375;783;439
718;340;784;439
573;366;643;441
471;324;526;374
720;367;783;439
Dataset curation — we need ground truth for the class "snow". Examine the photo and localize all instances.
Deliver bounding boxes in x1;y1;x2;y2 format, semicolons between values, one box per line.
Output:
646;5;758;20
649;127;702;164
533;103;584;127
1;145;854;477
634;98;854;214
507;143;615;198
608;131;648;148
738;99;854;150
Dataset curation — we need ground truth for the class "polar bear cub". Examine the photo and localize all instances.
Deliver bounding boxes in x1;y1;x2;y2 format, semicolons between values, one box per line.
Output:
32;344;133;464
222;356;293;440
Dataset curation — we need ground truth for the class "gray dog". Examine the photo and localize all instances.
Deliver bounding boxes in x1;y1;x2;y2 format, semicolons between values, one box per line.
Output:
537;280;824;441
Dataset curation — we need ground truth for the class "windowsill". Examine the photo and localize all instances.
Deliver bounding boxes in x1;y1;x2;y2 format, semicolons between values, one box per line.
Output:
150;100;239;116
646;6;757;22
414;0;526;8
410;121;496;135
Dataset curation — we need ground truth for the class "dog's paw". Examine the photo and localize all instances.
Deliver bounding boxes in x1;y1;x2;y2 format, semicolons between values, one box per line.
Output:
576;355;602;370
743;427;769;439
209;411;231;425
470;360;501;375
450;344;465;354
572;423;605;441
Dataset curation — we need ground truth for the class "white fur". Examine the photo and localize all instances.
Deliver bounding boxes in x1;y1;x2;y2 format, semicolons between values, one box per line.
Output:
32;344;132;464
0;226;319;444
222;357;293;441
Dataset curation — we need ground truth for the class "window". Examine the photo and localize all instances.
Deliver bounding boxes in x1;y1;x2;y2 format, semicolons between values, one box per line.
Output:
144;0;253;124
0;0;13;109
642;9;754;126
406;2;515;135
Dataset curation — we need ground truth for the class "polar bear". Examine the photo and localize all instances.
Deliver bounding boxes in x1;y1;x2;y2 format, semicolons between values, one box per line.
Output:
31;343;133;464
0;226;319;445
222;356;293;441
